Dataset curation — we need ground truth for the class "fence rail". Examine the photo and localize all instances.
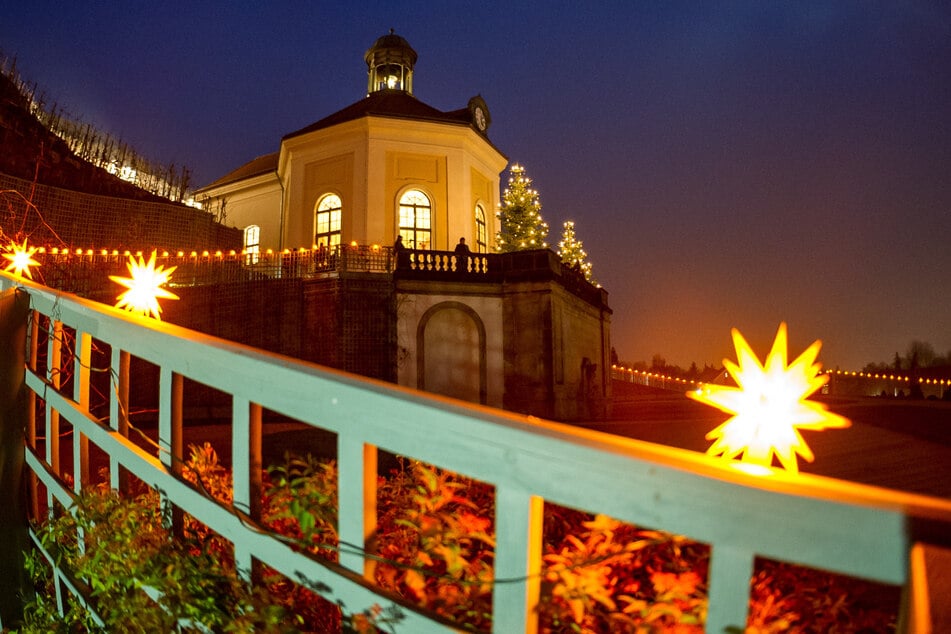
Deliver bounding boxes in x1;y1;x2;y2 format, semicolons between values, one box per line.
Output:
3;270;951;631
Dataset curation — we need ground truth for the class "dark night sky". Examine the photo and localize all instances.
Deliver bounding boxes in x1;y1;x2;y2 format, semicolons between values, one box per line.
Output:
3;2;950;371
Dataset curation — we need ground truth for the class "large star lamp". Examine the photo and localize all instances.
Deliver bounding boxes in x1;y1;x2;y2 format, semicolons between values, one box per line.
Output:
109;251;179;320
3;240;41;279
688;323;850;474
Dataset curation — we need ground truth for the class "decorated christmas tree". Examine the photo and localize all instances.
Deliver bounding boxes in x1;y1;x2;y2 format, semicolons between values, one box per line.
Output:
557;220;595;283
495;163;548;252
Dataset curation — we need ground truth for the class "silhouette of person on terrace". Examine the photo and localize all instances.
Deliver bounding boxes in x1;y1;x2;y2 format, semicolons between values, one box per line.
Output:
454;237;470;272
393;234;408;268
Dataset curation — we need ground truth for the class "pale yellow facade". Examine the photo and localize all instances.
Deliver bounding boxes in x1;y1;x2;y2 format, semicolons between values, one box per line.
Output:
201;171;282;252
276;116;506;252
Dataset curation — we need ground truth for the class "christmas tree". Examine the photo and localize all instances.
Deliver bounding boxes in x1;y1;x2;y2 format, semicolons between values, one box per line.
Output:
557;220;595;283
495;163;548;252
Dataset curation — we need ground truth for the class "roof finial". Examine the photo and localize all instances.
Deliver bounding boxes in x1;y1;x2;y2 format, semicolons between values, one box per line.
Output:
365;31;417;96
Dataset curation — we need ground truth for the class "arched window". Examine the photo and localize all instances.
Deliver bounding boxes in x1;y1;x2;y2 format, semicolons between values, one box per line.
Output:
243;225;260;264
314;194;342;248
398;189;431;249
474;204;488;253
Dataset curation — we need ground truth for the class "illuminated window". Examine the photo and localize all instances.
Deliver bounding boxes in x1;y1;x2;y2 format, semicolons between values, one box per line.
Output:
244;225;260;264
314;194;342;248
474;204;488;253
398;189;431;249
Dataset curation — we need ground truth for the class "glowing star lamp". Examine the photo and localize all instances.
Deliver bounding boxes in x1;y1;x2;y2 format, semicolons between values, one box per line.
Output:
109;251;179;320
3;240;41;279
688;322;850;474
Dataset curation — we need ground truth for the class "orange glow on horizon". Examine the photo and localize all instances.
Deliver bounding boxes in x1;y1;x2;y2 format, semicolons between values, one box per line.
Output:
688;323;850;474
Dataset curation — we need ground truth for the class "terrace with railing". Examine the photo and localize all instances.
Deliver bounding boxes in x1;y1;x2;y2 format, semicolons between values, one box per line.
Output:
21;243;609;308
1;270;950;631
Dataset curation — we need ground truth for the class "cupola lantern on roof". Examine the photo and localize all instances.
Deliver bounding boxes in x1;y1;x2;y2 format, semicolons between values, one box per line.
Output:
365;29;418;95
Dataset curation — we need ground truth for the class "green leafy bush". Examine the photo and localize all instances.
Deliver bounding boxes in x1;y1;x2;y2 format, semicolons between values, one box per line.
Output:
747;558;900;633
17;447;899;633
373;460;495;629
20;488;294;633
540;506;708;633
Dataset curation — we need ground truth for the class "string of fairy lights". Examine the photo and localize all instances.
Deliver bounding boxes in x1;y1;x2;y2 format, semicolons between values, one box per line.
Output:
1;239;393;321
612;365;951;388
6;239;949;386
1;244;352;260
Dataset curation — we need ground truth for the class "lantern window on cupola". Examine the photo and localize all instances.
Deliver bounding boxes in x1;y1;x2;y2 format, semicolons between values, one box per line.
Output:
365;29;418;95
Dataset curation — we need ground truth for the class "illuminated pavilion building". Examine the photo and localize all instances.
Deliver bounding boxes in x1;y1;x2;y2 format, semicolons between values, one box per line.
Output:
192;32;612;420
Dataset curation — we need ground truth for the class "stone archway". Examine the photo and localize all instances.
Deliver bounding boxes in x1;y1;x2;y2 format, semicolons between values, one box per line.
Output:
416;301;487;404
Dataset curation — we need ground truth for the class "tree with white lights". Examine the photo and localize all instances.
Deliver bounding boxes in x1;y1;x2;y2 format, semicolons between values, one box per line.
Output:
496;163;548;252
557;220;595;283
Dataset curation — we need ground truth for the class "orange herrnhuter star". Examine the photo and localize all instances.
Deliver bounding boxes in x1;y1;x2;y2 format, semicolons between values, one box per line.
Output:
3;240;41;279
688;323;850;473
109;251;179;320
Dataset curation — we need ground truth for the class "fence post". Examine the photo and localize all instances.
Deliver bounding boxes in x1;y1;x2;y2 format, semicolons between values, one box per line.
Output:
26;312;39;520
899;542;931;634
338;434;378;579
0;287;33;627
705;543;754;633
72;331;91;491
46;320;63;483
159;368;184;534
109;349;131;492
492;488;543;632
232;397;262;581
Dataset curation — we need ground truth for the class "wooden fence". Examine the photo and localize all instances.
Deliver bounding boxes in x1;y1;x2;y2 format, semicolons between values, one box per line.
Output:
2;270;950;631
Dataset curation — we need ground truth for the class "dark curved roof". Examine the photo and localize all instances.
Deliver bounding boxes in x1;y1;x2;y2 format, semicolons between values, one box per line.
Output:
200;92;504;191
283;91;472;140
194;152;278;192
365;32;417;65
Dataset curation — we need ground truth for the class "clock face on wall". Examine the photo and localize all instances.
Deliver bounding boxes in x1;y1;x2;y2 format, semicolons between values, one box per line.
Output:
474;106;487;131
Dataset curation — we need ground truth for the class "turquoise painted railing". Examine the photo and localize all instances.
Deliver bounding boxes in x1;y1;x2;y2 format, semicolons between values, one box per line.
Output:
3;270;950;632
